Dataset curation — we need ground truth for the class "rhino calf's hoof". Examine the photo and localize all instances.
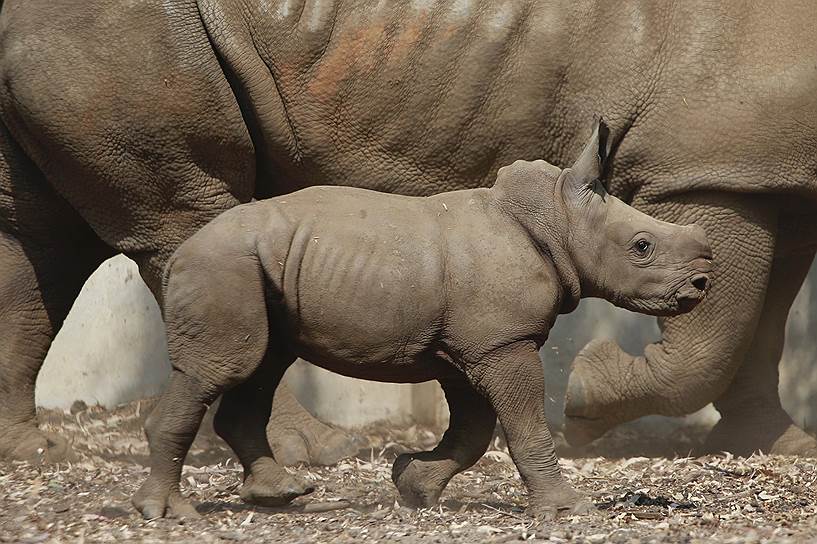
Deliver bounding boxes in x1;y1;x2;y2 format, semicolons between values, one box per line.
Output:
391;453;448;508
132;477;200;520
527;485;595;521
239;459;315;506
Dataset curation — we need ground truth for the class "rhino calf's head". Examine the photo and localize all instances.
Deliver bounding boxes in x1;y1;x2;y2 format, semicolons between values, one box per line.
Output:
560;120;713;315
493;118;713;315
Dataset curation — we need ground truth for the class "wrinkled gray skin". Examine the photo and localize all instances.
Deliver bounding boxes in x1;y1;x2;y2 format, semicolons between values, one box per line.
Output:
1;0;816;468
133;122;712;519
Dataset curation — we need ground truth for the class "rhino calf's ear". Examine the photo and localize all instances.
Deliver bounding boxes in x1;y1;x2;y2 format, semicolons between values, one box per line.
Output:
597;117;611;168
567;117;611;193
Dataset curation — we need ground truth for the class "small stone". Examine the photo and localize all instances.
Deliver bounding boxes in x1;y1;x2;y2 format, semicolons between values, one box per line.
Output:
50;501;70;513
99;505;130;519
70;400;88;415
476;525;502;535
218;531;245;541
18;534;49;544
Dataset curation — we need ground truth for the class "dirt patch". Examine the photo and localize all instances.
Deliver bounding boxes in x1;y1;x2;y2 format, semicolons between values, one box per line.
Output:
1;402;816;543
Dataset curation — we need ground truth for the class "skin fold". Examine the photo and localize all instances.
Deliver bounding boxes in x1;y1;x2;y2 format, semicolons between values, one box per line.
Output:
0;0;816;466
132;122;713;519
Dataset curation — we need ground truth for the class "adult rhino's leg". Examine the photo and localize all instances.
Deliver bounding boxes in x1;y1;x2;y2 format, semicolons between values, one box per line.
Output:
392;374;496;507
0;233;104;463
705;248;817;456
267;377;361;466
564;193;777;445
2;0;354;469
0;123;107;463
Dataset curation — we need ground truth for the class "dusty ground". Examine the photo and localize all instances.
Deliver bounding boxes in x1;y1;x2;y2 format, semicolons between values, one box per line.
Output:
1;401;816;543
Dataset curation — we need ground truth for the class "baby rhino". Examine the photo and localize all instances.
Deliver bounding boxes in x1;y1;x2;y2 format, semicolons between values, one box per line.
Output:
133;120;712;519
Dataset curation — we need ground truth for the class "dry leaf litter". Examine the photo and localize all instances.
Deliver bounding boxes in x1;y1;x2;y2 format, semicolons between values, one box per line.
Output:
1;400;816;543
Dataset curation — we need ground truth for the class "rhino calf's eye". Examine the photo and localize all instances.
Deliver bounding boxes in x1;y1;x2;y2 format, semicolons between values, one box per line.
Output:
635;239;651;255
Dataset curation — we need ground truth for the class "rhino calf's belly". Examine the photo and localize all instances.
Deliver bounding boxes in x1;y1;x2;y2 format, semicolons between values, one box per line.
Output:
291;341;445;384
275;290;446;384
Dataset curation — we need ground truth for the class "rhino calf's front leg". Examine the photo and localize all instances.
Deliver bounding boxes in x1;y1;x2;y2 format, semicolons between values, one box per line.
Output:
465;341;592;519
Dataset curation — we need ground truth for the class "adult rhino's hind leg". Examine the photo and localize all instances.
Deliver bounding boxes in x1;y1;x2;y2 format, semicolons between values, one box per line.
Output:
0;232;103;463
705;248;817;456
392;374;496;507
0;123;107;463
215;357;315;506
268;377;360;466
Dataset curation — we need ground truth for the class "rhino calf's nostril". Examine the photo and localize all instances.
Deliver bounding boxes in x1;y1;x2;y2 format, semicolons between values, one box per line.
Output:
691;274;709;291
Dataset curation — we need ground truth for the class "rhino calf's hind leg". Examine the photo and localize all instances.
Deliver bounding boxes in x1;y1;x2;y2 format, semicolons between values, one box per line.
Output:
392;375;496;507
134;234;313;518
214;357;315;506
132;370;216;519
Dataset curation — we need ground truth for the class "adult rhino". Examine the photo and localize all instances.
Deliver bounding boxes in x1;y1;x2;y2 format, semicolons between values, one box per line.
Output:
0;0;815;464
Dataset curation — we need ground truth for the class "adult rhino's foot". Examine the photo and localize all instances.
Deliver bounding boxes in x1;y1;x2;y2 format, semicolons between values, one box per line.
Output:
0;424;71;464
238;458;314;506
267;420;359;466
268;385;360;466
770;424;817;457
391;453;452;508
563;339;632;446
132;477;199;520
704;410;817;457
